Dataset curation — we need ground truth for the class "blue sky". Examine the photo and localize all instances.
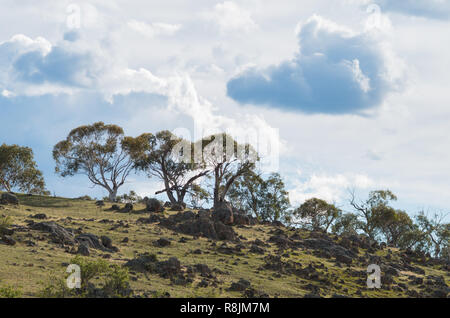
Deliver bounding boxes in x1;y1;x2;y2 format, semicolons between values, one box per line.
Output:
1;0;450;217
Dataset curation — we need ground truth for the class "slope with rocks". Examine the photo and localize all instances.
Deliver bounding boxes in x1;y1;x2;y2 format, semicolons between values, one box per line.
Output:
0;193;448;298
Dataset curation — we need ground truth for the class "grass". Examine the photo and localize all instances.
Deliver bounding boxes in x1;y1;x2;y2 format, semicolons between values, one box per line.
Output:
0;192;448;298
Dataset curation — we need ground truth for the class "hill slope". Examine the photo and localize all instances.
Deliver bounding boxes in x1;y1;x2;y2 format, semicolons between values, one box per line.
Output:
0;194;449;298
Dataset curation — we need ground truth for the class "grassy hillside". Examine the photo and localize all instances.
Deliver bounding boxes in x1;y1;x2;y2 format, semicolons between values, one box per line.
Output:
0;194;448;298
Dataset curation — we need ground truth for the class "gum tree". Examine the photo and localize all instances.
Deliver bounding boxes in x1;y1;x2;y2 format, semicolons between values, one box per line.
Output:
124;130;209;206
53;122;134;202
0;143;46;194
199;133;258;207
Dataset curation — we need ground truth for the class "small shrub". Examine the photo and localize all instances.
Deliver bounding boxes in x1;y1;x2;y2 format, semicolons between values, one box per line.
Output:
0;285;22;298
39;256;132;298
0;215;12;235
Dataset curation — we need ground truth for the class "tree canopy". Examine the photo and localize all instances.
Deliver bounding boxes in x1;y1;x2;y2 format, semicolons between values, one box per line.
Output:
0;143;47;194
228;171;290;222
53;122;134;202
124;130;209;205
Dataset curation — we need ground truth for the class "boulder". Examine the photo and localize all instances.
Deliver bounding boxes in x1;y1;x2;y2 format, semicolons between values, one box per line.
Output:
212;201;233;225
170;203;184;211
145;198;164;213
77;243;90;256
228;279;251;292
1;235;16;246
123;203;133;213
153;237;171;247
30;213;47;220
31;221;76;245
1;193;18;205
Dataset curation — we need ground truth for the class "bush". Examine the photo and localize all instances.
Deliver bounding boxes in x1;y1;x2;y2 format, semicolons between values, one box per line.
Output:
39;256;132;298
0;285;22;298
0;215;12;235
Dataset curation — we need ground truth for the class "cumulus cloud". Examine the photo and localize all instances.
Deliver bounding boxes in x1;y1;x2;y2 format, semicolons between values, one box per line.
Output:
372;0;450;20
0;33;281;173
289;170;376;206
202;1;257;34
227;15;405;115
127;20;182;37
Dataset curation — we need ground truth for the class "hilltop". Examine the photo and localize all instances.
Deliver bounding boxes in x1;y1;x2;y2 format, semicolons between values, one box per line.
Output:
0;193;449;298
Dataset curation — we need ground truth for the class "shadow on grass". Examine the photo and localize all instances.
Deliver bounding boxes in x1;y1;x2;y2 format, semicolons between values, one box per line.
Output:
16;194;74;208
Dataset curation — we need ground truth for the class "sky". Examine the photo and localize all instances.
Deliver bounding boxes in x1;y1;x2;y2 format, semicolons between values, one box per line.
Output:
1;0;450;217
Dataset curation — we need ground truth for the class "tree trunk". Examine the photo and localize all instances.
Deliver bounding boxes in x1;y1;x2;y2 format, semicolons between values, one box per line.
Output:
108;187;118;202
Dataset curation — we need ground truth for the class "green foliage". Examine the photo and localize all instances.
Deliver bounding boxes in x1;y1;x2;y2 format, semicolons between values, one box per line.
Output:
199;133;258;206
415;211;450;258
350;189;398;239
332;213;363;236
229;171;290;222
53;122;135;202
372;208;415;247
117;190;142;204
0;285;22;298
293;198;341;232
0;215;12;235
125;130;209;205
0;143;47;194
39;256;132;298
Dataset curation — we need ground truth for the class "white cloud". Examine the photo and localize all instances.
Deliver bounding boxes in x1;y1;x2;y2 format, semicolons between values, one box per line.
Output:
202;1;258;34
289;171;376;206
127;20;181;37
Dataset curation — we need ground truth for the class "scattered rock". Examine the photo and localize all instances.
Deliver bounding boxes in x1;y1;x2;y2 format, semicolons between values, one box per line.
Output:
1;235;16;245
31;221;76;245
153;237;171;247
77;243;90;256
145;198;164;213
228;279;251;292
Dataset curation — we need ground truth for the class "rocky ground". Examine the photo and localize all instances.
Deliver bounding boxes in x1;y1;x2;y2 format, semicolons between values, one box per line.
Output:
0;193;449;298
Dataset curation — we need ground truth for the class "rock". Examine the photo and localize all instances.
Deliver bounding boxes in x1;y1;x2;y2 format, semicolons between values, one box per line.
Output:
157;257;182;278
228;279;251;292
212;201;234;225
159;210;237;241
1;193;19;205
170;203;184;211
124;253;158;272
153;237;171;247
137;214;161;224
122;237;129;243
76;233;118;252
123;203;133;213
163;201;172;208
1;235;16;245
335;254;353;265
77;243;90;256
214;221;237;241
31;221;76;245
268;234;293;248
100;236;113;249
110;204;120;211
194;264;212;277
145;198;164;213
198;209;212;218
95;200;105;207
249;245;265;254
30;213;47;220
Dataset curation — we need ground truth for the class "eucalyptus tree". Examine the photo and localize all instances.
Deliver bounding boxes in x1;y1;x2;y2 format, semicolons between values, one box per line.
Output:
53;122;135;202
